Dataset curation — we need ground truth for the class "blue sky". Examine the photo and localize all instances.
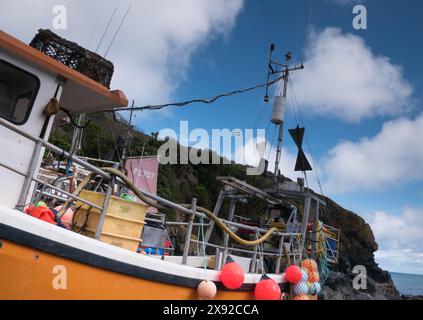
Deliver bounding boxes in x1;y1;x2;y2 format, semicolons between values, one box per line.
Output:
1;0;422;274
136;1;423;274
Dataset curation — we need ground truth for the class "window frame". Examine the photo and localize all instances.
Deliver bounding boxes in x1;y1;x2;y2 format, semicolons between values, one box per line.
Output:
0;59;41;125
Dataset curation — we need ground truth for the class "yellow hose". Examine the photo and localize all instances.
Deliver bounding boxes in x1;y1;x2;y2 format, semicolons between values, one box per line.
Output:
180;204;280;246
102;167;164;209
66;167;279;247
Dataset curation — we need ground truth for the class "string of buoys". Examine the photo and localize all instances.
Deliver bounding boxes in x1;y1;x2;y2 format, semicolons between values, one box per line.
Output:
196;258;321;300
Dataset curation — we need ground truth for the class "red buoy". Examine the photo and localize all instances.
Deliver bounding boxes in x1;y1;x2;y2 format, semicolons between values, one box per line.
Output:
284;265;302;284
219;262;245;289
254;278;281;300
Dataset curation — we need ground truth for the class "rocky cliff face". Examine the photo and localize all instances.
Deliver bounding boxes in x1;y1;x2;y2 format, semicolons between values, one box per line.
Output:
319;197;400;300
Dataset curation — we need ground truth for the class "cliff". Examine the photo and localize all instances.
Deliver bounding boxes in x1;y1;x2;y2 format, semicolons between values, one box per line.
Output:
319;197;400;300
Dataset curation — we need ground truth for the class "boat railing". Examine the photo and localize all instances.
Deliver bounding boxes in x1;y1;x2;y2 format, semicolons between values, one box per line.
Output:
0;117;303;273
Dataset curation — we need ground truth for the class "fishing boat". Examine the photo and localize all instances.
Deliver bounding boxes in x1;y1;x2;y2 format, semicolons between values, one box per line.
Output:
0;29;340;300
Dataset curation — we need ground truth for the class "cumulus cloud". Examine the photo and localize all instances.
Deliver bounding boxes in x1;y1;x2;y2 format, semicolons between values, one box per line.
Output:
322;112;423;194
365;207;423;274
235;135;321;190
0;0;244;119
293;27;412;122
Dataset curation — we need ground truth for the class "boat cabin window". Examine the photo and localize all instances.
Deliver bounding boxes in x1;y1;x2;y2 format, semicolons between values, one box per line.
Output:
0;60;40;125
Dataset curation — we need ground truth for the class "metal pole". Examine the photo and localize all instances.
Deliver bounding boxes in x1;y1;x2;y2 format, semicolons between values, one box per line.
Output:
311;201;320;260
182;198;197;265
274;53;291;178
95;164;117;239
215;247;222;271
221;199;237;265
250;243;258;273
204;190;224;243
299;195;312;262
16;141;43;208
0;118;110;180
275;235;285;273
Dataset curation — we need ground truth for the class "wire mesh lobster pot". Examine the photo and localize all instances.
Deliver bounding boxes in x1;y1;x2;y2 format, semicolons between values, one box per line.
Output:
29;29;114;88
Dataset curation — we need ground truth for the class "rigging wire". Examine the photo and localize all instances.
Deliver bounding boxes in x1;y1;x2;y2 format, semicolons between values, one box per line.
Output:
104;4;133;58
101;75;286;113
289;78;324;196
95;8;117;53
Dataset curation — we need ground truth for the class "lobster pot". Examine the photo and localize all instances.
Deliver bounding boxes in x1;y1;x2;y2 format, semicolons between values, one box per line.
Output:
73;190;147;252
271;96;286;124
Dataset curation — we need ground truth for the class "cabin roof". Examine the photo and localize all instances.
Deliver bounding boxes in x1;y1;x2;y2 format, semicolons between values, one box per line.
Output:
0;30;128;113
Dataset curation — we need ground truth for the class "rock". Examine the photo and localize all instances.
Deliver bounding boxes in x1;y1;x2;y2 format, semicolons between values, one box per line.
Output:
319;197;401;300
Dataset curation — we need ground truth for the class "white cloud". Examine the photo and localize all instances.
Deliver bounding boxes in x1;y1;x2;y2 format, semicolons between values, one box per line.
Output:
0;0;244;121
322;112;423;194
293;27;412;122
235;135;321;190
365;207;423;274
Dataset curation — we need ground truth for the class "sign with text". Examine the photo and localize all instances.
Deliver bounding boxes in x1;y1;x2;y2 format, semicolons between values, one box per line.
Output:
124;156;159;213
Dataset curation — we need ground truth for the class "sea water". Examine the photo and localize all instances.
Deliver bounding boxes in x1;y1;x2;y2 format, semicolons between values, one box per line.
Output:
391;272;423;296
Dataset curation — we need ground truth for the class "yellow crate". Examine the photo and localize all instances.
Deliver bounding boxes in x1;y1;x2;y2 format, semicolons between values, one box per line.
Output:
73;190;147;252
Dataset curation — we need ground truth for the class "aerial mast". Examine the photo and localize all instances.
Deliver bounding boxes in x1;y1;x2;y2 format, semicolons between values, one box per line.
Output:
264;45;304;182
273;52;291;178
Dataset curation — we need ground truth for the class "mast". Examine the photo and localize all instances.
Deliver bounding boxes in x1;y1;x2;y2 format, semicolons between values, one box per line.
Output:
273;52;291;178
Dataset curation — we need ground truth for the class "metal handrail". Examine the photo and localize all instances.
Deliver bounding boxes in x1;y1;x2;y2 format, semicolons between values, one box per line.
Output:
0;118;304;271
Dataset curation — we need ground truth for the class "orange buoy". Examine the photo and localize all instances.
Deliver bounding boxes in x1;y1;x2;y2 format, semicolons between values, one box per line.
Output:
284;265;302;284
219;262;245;289
254;278;281;300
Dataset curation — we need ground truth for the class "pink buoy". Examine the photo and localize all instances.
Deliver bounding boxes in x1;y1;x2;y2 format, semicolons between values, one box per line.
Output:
54;206;74;229
197;280;217;300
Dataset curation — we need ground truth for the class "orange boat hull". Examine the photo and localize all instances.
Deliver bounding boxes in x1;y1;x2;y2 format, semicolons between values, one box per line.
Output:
0;240;254;300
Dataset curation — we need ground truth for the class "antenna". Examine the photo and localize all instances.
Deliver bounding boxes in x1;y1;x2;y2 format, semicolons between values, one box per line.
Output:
104;4;132;58
95;8;117;53
264;43;276;102
262;45;304;181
